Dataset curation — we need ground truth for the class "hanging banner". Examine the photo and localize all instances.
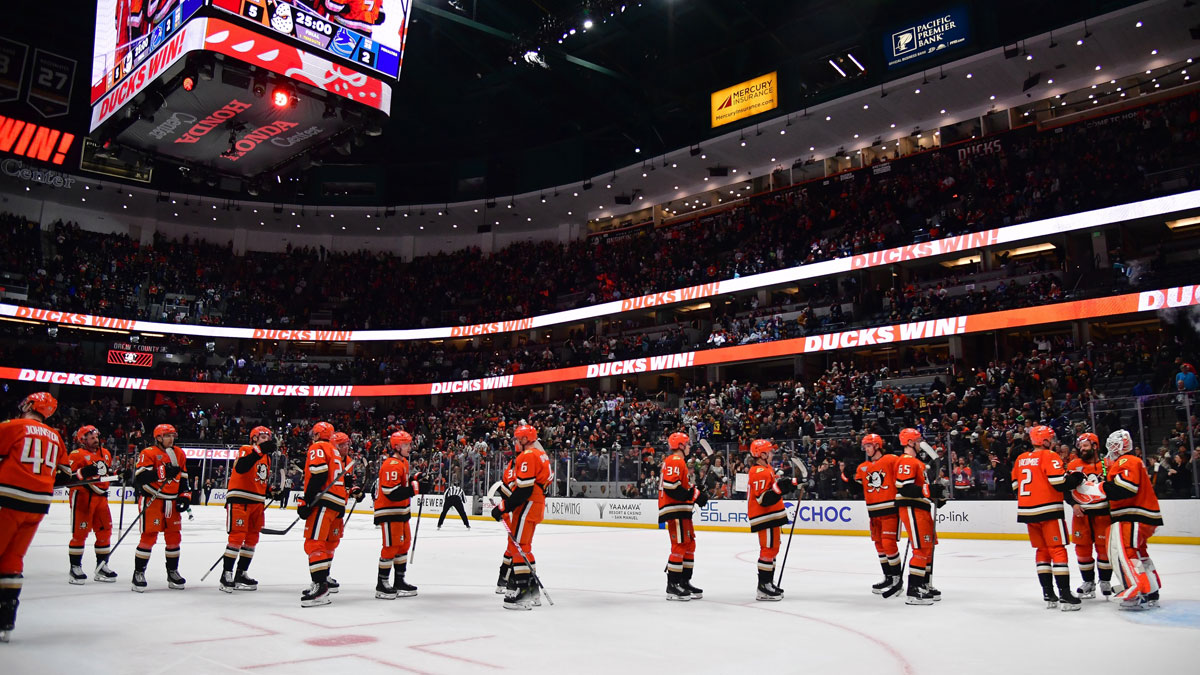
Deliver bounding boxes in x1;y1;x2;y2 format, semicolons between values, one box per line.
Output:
26;49;76;119
0;39;28;103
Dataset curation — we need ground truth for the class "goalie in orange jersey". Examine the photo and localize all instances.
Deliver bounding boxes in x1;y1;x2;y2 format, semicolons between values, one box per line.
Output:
1103;430;1164;611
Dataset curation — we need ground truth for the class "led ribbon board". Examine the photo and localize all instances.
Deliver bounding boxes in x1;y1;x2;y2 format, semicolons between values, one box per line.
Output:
3;285;1196;396
3;189;1199;341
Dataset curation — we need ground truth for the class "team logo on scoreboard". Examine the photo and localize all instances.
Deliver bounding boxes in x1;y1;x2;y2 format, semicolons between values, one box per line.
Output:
331;29;359;59
269;0;295;34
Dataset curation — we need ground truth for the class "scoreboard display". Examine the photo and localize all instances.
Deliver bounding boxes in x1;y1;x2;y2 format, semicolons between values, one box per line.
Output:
214;0;403;79
90;1;410;130
90;0;206;104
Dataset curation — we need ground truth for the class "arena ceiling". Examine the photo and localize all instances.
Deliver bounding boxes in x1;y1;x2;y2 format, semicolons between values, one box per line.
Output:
6;0;1187;218
328;0;1153;203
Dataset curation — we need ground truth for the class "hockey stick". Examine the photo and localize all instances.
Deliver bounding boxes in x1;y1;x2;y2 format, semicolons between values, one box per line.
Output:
775;453;809;588
409;494;426;564
59;475;119;489
501;517;554;606
108;496;154;557
261;461;355;536
920;441;942;590
343;474;377;528
118;483;126;531
200;497;277;582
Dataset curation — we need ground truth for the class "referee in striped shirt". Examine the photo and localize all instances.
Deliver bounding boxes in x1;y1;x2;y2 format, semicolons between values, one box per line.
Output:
437;482;470;529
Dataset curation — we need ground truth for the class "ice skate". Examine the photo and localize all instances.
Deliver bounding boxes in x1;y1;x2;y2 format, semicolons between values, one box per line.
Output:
69;565;87;585
302;581;331;607
375;577;397;600
94;561;117;583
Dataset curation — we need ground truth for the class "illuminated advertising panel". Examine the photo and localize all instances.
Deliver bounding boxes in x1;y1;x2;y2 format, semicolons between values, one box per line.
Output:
711;71;778;128
884;6;969;69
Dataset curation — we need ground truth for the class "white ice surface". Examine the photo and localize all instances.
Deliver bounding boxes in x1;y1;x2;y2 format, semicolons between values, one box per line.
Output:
4;504;1198;674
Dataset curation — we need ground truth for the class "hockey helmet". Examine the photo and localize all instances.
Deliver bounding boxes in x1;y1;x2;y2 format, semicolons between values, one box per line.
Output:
75;425;100;445
749;439;777;459
19;392;57;419
311;421;335;441
667;432;690;451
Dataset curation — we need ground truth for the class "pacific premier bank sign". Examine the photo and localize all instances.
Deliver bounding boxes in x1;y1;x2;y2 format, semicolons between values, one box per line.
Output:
885;6;970;69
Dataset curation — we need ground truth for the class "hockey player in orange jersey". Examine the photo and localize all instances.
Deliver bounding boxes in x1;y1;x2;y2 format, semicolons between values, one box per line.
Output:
297;423;353;607
131;424;191;593
489;424;551;610
855;432;903;598
65;425;117;585
1103;429;1164;610
894;428;944;606
219;426;274;593
374;430;423;599
1013;425;1084;610
1066;432;1112;599
746;439;793;601
0;393;68;642
659;432;706;601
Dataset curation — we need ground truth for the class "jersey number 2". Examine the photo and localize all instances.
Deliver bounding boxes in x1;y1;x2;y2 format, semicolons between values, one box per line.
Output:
1018;468;1033;497
20;437;60;475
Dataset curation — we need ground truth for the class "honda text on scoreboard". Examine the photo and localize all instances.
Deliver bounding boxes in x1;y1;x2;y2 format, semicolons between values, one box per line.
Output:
88;1;410;175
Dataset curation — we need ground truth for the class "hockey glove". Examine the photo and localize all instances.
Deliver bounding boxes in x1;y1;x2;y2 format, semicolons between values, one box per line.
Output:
258;439;277;455
164;465;182;480
777;477;795;493
175;493;191;512
490;504;505;521
78;463;101;479
1063;472;1086;490
350;487;365;501
297;504;313;520
930;483;947;500
693;488;709;508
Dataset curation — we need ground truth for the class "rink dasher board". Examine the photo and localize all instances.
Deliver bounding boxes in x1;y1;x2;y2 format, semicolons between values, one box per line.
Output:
49;493;1200;544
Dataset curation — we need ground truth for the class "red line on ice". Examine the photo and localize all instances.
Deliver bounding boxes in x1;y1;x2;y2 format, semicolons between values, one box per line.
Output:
409;635;501;669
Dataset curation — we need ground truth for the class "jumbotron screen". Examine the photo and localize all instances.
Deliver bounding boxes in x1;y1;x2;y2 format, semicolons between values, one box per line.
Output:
90;0;410;104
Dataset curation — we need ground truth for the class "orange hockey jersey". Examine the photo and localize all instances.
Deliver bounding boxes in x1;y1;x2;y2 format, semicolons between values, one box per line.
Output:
0;418;67;513
227;444;271;504
67;445;113;496
747;465;788;532
304;440;347;512
1012;448;1067;523
374;455;413;523
135;445;189;501
509;447;551;506
1105;454;1163;526
658;453;694;522
856;454;899;517
893;454;932;512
